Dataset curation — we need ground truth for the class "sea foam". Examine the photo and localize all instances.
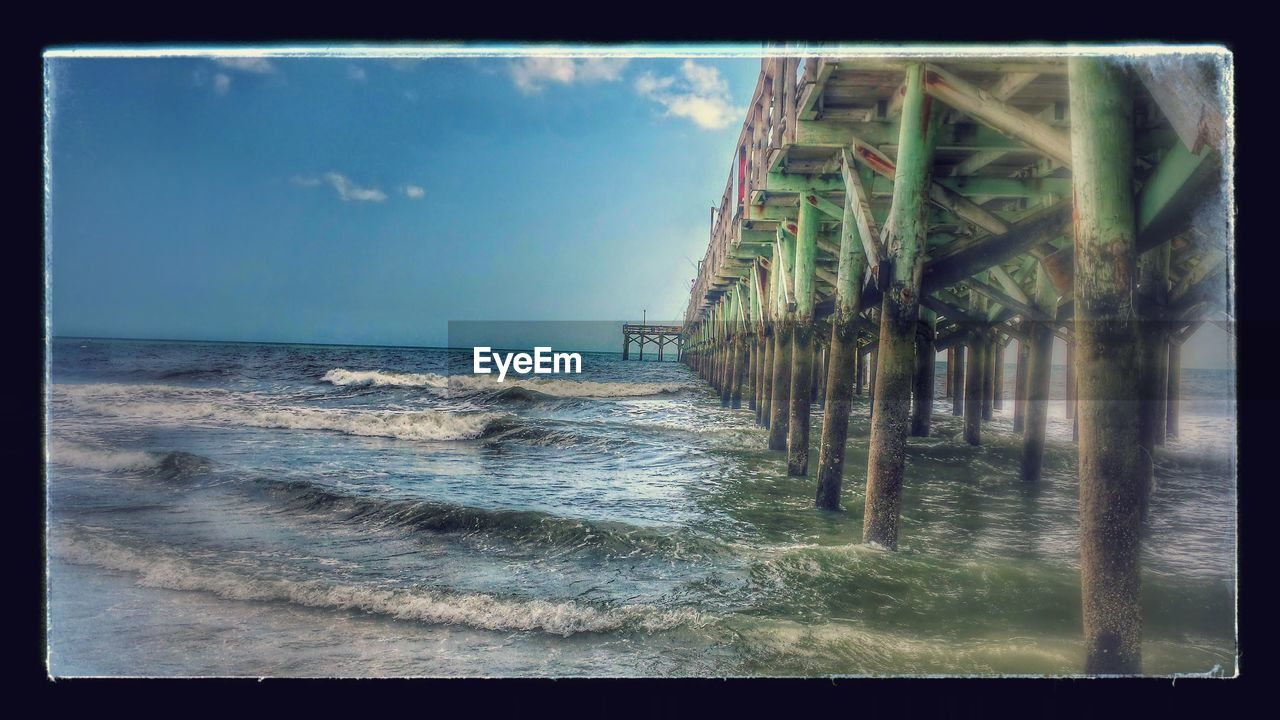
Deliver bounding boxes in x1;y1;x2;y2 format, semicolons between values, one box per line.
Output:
54;383;505;442
53;531;707;637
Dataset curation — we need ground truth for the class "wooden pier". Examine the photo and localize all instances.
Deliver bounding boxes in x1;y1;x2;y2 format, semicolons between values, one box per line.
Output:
622;323;683;361
679;50;1232;674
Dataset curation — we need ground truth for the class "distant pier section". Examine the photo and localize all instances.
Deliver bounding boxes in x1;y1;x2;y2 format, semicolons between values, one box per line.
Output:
622;323;683;361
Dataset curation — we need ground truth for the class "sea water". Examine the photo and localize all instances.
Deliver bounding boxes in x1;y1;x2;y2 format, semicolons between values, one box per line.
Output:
45;338;1237;676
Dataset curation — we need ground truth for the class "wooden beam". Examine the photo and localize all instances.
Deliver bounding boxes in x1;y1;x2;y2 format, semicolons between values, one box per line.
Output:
967;277;1053;322
922;63;1073;166
921;294;987;327
798;58;836;121
990;265;1030;305
840;147;887;284
921;201;1072;292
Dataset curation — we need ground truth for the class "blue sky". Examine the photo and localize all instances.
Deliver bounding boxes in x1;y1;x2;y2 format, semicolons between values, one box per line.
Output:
48;54;758;346
46;52;1232;368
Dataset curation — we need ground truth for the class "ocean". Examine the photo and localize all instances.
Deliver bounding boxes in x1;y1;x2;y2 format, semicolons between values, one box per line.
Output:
45;337;1237;676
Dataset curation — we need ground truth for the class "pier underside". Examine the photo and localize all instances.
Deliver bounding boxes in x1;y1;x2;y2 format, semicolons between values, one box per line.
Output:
681;51;1232;674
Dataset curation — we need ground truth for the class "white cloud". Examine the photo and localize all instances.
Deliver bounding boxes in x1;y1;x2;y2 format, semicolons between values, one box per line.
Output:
213;57;277;75
347;65;367;82
293;172;387;203
213;73;232;95
402;185;426;199
634;60;742;130
509;57;629;94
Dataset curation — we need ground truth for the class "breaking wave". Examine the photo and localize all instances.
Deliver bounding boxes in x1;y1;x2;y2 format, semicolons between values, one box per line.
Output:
54;383;506;442
48;441;212;476
258;477;725;559
321;369;449;389
321;368;687;399
53;531;707;637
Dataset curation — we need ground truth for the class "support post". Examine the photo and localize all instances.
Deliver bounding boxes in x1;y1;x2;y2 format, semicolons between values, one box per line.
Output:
945;347;954;398
855;346;865;395
1137;241;1171;459
788;199;820;475
993;339;1005;411
981;332;995;421
768;232;796;451
1166;341;1181;438
951;345;965;416
910;307;937;436
815;173;868;510
1065;343;1077;419
1070;56;1144;675
963;330;985;445
862;64;939;549
1020;263;1058;482
1013;338;1028;432
759;325;773;427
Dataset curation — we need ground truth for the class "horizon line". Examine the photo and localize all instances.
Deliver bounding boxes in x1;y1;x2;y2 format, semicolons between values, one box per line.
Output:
48;334;652;356
48;335;1232;370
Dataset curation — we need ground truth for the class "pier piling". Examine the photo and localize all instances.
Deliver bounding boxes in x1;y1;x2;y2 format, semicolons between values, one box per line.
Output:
1071;56;1144;675
768;232;797;451
951;345;965;416
1019;264;1057;482
787;199;821;475
862;64;939;549
1013;338;1028;432
911;308;937;437
815;179;869;510
964;331;985;445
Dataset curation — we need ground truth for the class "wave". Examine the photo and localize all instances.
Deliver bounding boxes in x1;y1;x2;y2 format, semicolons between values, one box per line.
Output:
321;369;449;389
259;477;724;559
48;441;211;476
53;531;708;637
54;384;506;442
321;368;687;399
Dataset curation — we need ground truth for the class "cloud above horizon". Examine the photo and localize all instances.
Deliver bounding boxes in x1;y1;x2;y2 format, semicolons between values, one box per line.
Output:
508;57;629;94
292;172;388;203
213;57;277;75
634;60;741;130
203;56;278;96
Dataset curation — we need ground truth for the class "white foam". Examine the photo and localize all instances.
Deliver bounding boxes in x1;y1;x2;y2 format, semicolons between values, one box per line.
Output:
321;368;449;389
53;383;504;442
53;532;706;637
319;368;684;398
48;440;161;472
443;373;687;398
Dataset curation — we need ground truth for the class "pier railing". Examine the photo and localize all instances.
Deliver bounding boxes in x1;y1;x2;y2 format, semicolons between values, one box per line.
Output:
685;57;810;329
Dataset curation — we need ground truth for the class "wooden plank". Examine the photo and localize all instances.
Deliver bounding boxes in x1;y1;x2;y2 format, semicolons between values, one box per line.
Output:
763;172;844;194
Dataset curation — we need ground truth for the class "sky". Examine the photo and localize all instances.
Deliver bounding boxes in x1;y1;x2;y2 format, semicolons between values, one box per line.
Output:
45;52;1233;369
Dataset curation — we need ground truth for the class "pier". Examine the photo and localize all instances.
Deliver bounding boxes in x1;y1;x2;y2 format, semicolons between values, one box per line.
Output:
622;323;683;361
679;52;1231;673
